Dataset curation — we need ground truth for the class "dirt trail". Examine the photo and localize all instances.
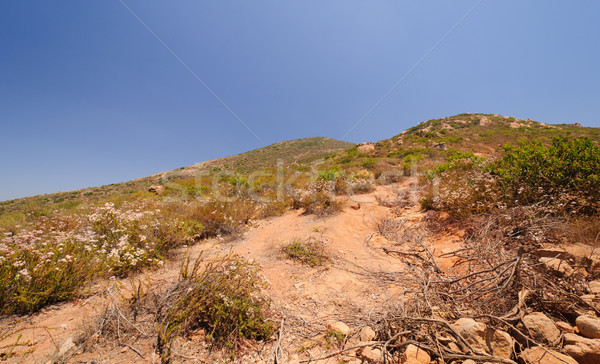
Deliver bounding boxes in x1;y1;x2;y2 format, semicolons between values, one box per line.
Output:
1;181;442;363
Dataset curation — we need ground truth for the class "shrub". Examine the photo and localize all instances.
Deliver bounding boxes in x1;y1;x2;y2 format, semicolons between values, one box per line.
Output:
283;240;330;267
423;137;600;216
492;137;600;215
296;191;343;217
157;254;274;361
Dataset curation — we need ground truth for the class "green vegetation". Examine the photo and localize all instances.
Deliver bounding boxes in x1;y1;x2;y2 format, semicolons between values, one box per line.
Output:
283;239;330;267
157;254;274;360
423;137;600;216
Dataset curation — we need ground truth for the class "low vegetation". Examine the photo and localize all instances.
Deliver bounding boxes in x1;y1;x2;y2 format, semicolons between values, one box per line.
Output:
283;239;330;267
157;254;275;361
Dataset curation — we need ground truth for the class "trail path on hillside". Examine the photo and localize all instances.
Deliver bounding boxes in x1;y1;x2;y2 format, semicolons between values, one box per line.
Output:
0;180;464;363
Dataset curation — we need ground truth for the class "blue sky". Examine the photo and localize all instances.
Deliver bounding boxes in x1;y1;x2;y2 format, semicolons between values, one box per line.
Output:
1;1;599;201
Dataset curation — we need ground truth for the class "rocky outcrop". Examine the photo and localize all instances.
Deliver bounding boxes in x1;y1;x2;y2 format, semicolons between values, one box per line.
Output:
432;142;447;150
478;115;492;126
357;142;375;153
148;185;165;195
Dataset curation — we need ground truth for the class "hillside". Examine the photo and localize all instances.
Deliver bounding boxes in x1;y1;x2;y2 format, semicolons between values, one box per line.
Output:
0;137;353;216
2;114;600;363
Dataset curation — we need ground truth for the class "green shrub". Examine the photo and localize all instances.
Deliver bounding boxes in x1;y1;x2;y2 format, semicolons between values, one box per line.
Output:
283;240;330;267
492;137;600;214
157;254;274;361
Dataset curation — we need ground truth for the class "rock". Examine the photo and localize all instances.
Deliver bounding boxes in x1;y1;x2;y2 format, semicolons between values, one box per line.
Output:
432;142;447;150
148;185;165;195
576;315;600;339
462;361;477;364
328;321;350;335
357;142;375;153
396;137;404;145
58;337;77;359
521;312;561;344
450;318;513;359
573;123;582;127
440;122;453;130
532;248;574;262
540;257;574;276
580;295;600;311
588;280;600;294
563;333;600;364
555;321;575;333
358;346;382;363
519;346;577;364
359;326;376;342
510;122;526;128
400;344;430;364
478;116;492;126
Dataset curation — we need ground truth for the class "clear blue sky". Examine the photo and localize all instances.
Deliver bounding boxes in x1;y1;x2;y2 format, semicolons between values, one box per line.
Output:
1;1;599;201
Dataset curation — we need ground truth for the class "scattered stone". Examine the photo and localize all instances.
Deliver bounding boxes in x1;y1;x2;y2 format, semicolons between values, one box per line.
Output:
519;346;578;364
555;321;575;333
580;295;600;312
510;122;526;128
563;333;600;364
576;315;600;339
58;338;77;359
328;321;350;335
532;248;574;262
453;119;469;124
522;312;561;344
588;280;600;294
148;185;165;195
432;142;447;150
400;344;430;364
540;257;574;276
450;318;513;359
358;346;382;363
360;326;376;342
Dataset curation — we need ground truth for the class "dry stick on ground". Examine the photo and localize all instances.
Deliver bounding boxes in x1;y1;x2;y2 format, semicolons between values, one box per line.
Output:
273;318;284;364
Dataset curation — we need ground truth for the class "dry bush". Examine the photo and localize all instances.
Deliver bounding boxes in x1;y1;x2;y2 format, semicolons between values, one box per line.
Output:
157;253;275;361
294;191;343;217
79;253;275;363
368;210;598;363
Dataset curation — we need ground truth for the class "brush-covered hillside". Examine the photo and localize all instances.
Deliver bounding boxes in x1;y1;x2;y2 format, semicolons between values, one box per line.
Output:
2;113;600;363
0;137;353;216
